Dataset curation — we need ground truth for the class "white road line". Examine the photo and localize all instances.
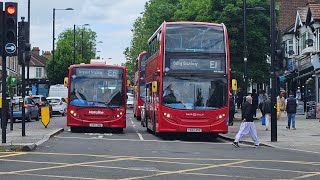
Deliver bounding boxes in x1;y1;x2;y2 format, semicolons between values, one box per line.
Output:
56;136;229;145
137;132;144;141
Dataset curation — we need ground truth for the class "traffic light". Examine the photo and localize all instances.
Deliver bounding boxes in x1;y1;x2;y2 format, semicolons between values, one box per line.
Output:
4;2;18;56
275;30;285;71
25;42;31;62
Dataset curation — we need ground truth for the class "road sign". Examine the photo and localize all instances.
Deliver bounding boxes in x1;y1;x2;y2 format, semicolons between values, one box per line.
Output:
5;43;16;54
41;106;50;128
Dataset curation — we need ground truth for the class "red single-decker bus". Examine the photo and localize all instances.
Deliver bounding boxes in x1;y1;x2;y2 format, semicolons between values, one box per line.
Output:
67;64;127;132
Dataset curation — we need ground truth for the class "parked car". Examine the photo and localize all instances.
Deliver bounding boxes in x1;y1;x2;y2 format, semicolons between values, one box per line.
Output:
47;97;67;116
127;93;134;109
12;96;39;122
30;95;52;117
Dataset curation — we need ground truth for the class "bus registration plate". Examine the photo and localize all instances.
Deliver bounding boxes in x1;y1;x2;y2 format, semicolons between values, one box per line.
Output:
187;128;202;132
89;123;103;127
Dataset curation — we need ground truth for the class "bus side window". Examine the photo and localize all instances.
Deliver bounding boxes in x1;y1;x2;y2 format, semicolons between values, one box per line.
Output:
146;83;152;103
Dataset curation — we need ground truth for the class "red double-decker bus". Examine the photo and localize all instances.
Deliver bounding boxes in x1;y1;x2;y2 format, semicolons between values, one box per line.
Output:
133;51;147;120
144;21;229;135
67;63;127;132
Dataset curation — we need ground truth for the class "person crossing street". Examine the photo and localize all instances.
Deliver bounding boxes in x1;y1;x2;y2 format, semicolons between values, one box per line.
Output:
233;96;260;148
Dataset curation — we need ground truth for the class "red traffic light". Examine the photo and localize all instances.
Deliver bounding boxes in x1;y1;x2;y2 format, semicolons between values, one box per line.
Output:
6;5;16;15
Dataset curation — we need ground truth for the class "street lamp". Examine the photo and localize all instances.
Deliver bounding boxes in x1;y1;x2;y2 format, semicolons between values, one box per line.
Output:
243;0;266;94
73;24;90;64
52;8;74;62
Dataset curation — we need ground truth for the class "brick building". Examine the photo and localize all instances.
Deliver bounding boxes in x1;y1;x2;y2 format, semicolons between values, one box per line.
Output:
278;0;320;32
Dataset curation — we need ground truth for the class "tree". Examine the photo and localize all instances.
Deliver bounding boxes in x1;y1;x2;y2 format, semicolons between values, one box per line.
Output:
46;28;97;85
123;0;179;82
125;0;271;86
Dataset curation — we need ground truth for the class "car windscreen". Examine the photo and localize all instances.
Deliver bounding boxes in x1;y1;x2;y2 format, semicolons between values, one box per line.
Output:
32;97;40;103
48;99;60;104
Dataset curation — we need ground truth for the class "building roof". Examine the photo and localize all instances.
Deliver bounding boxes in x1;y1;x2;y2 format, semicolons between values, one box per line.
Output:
29;52;48;67
309;3;320;20
297;7;309;23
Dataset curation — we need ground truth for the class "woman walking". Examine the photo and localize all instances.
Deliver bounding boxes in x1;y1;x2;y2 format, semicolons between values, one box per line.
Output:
233;96;260;148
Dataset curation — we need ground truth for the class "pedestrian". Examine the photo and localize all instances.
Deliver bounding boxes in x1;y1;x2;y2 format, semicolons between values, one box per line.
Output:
251;89;259;118
262;97;271;131
236;88;244;109
285;91;298;130
258;90;268;117
233;96;260;148
229;92;236;126
277;91;286;120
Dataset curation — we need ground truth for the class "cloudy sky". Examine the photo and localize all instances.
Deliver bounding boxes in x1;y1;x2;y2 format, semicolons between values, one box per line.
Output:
9;0;147;65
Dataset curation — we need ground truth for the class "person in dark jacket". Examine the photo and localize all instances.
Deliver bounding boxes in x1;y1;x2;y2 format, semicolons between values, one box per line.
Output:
262;98;271;131
233;96;260;148
251;89;259;118
285;91;298;130
229;93;236;126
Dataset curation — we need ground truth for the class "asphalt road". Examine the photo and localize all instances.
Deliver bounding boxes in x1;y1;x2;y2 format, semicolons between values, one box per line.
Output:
0;109;320;180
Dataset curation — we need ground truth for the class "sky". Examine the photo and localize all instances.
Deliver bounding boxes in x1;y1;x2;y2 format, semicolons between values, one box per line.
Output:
6;0;147;65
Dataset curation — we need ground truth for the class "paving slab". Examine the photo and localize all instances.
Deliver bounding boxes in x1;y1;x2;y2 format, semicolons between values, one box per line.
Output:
220;110;320;153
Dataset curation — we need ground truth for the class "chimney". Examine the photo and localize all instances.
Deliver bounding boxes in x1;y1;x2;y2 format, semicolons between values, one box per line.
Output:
42;51;52;60
32;47;40;55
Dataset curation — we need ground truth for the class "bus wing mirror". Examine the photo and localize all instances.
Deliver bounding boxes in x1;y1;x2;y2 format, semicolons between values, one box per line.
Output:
127;80;131;87
152;81;157;93
64;77;68;87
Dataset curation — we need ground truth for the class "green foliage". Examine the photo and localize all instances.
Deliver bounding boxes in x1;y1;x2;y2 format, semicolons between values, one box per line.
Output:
125;0;271;86
46;28;97;85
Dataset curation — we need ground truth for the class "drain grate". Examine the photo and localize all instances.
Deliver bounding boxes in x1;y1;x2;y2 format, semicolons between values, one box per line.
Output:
310;134;320;136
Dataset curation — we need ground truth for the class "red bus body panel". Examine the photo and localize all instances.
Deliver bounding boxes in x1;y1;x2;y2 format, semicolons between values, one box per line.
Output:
67;64;127;129
133;52;147;118
145;21;230;134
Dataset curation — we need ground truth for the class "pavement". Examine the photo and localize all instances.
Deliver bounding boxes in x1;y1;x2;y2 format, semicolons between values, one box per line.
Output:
0;115;65;151
219;110;320;154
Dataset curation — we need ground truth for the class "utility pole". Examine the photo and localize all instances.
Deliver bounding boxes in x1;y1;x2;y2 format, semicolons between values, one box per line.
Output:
270;0;277;142
243;0;248;95
27;0;30;95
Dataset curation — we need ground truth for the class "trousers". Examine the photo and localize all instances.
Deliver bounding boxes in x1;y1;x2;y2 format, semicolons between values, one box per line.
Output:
234;122;260;146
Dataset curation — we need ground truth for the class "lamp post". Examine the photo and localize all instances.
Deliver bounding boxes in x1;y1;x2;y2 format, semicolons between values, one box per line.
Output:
73;24;89;64
243;0;266;94
52;8;74;62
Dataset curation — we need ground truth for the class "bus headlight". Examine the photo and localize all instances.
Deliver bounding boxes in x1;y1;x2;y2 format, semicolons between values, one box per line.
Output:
216;114;226;120
163;113;173;119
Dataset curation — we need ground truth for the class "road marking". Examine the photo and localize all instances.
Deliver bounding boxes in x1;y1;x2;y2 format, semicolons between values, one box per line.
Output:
123;160;249;180
136;132;144;140
0;157;136;175
292;173;320;179
0;153;26;158
229;165;317;174
11;172;112;180
56;136;229;145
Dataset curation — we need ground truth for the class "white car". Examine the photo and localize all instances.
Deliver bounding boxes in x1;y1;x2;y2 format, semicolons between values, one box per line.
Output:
47;97;67;116
127;93;134;109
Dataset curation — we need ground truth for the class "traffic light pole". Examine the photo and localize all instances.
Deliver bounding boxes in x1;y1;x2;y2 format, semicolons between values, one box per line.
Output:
1;53;8;143
270;0;277;142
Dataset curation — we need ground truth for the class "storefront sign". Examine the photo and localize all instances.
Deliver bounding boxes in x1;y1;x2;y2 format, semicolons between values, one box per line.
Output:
287;58;294;72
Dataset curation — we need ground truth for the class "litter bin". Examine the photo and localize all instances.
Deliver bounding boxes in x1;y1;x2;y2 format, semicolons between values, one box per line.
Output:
306;101;316;119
